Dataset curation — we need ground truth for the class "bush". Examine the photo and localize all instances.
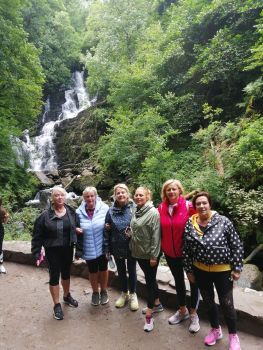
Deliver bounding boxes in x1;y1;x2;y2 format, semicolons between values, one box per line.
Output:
5;207;40;241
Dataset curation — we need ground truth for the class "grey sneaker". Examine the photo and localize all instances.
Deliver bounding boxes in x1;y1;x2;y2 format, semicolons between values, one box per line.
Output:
189;313;200;333
0;264;7;274
168;309;190;325
142;303;164;314
100;290;109;305
91;292;100;306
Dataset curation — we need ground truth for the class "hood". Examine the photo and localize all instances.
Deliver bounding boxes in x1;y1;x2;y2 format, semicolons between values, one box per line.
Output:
135;201;154;218
78;196;104;217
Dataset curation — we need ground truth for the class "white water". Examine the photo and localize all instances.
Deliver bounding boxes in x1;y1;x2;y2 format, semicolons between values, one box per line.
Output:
18;71;94;172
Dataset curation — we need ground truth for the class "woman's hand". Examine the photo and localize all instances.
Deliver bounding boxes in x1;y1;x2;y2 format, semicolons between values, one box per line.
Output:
187;272;195;284
150;258;157;267
105;223;111;231
76;227;83;235
231;270;241;281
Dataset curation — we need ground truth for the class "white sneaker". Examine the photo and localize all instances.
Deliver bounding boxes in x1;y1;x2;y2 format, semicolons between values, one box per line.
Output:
0;264;7;274
189;314;200;333
115;292;129;308
144;316;154;332
129;293;139;311
168;309;190;325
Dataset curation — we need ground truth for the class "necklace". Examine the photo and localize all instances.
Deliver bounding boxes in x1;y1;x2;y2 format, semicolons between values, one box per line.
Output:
54;206;66;217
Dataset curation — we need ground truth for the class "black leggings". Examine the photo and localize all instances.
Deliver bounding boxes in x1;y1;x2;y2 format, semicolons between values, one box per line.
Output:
0;225;4;256
165;255;200;310
45;246;73;286
193;267;237;333
115;257;137;293
137;258;160;309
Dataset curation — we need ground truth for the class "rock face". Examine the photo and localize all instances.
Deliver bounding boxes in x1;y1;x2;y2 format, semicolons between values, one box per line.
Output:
54;106;118;197
237;264;263;291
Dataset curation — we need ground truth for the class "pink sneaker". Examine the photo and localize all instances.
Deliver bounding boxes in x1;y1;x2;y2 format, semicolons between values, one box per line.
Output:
204;326;223;346
229;333;241;350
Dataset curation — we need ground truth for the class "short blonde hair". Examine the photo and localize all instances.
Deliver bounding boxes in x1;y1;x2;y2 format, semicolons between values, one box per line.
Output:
113;183;130;200
161;179;184;201
51;187;67;201
135;186;152;201
83;186;98;196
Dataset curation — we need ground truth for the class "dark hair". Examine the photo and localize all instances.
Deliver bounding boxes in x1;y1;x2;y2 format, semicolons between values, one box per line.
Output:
192;191;212;209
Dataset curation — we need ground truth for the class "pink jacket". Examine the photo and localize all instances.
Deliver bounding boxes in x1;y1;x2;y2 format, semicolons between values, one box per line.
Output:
158;196;195;258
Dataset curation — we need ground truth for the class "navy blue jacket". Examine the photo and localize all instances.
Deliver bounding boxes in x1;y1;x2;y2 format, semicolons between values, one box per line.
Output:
104;201;135;258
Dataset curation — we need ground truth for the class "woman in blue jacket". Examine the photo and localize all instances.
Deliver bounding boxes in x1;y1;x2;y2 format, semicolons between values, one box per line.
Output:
104;184;138;311
76;186;109;306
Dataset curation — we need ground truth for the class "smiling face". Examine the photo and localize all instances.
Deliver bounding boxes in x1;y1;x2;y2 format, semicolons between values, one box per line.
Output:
165;183;181;204
134;187;148;208
115;187;129;206
83;191;96;209
195;195;211;218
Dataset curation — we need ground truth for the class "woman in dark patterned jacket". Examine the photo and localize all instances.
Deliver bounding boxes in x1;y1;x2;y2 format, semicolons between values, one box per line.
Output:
183;192;243;350
104;184;138;311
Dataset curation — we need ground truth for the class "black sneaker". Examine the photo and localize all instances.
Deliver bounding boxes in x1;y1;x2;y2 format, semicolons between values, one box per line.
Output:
63;293;78;307
53;303;64;320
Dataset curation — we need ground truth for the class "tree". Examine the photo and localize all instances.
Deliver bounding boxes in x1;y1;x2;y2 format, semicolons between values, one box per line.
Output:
22;0;84;92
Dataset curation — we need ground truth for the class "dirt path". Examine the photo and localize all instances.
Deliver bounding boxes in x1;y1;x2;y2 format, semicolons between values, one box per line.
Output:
0;263;262;350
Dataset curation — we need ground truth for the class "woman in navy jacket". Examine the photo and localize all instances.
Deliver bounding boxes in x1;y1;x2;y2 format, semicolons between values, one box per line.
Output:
104;184;138;311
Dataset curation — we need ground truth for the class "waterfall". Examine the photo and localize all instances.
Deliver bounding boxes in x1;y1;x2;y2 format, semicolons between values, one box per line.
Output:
20;71;93;172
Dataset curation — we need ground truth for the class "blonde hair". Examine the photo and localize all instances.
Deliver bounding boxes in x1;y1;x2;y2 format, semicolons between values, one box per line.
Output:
113;183;130;200
51;187;67;201
135;186;152;201
83;186;98;196
161;179;184;201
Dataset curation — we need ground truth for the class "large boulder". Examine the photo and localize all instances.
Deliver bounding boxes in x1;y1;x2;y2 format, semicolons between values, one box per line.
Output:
237;264;263;291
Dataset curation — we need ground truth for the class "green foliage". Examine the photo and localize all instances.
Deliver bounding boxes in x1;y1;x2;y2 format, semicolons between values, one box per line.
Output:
0;0;44;129
5;207;40;241
228;117;263;188
97;107;174;180
0;170;41;211
22;0;84;92
84;0;155;96
0;0;44;193
225;185;263;246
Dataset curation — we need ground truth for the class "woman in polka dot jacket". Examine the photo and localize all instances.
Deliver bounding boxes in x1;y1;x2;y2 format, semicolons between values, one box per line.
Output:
183;192;243;350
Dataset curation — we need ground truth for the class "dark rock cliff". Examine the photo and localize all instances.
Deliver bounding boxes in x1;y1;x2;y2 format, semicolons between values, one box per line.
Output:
54;106;115;197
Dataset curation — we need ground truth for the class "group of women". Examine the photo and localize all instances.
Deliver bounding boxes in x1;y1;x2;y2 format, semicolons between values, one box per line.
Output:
31;180;243;350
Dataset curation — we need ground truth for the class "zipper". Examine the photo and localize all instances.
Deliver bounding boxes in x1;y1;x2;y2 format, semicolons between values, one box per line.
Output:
169;214;177;257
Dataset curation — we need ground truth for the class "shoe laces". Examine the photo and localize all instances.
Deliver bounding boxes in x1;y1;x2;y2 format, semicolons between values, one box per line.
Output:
190;314;198;323
146;316;152;324
229;333;239;344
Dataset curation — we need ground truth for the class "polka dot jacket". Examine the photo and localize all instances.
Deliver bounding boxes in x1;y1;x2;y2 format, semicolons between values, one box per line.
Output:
183;212;244;273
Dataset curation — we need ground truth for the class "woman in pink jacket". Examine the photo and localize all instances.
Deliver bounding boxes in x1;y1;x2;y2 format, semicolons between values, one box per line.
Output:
158;179;200;333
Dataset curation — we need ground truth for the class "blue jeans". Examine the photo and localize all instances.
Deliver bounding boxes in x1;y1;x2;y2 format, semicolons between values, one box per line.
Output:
114;256;137;293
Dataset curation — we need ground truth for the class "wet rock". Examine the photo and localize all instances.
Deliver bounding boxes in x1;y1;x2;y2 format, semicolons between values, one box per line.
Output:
34;171;55;186
237;264;263;291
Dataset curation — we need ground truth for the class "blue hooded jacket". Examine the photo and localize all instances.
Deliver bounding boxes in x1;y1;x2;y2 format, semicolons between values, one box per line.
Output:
76;197;109;260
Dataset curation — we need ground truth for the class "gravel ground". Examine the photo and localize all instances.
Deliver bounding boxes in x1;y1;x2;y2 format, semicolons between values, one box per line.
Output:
0;262;262;350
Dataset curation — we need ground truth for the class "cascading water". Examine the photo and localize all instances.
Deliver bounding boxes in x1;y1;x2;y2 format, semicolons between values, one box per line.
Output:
20;71;94;172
